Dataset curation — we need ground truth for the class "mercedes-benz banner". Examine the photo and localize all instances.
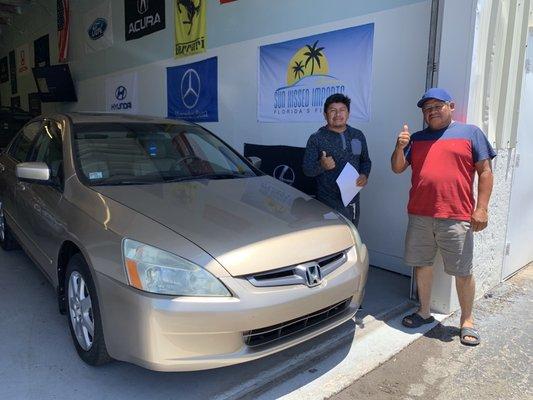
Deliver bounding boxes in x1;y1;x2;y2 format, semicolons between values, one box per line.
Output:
125;0;165;41
167;56;218;122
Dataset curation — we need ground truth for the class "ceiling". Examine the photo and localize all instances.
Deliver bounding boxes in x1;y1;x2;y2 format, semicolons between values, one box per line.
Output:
0;0;32;35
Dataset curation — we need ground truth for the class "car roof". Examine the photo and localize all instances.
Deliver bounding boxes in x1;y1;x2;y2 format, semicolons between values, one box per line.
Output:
60;112;197;126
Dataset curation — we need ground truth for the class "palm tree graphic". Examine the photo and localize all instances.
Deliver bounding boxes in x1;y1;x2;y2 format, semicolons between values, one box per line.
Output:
303;40;325;75
292;60;304;80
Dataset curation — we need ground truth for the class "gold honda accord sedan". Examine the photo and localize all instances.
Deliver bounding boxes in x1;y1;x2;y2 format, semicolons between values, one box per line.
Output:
0;113;368;371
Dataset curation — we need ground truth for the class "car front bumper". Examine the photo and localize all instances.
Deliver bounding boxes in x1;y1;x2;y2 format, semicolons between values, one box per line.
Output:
96;244;369;371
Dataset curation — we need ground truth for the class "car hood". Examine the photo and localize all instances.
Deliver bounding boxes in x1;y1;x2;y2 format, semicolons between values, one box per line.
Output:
93;176;354;276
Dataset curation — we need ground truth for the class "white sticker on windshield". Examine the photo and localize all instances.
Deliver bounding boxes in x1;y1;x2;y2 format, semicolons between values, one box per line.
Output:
89;172;103;180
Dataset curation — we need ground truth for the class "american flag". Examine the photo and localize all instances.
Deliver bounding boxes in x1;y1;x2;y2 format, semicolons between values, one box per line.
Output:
57;0;70;63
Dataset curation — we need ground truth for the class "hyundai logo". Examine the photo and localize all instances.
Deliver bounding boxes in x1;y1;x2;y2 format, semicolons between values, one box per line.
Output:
137;0;148;14
180;68;201;109
115;86;127;101
305;263;322;287
88;18;108;40
273;165;296;186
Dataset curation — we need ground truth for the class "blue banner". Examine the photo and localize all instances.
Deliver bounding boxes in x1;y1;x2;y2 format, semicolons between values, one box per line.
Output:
167;57;218;122
258;24;374;123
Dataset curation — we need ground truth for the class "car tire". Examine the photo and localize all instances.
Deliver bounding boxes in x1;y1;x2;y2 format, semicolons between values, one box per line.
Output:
66;254;112;366
0;203;19;251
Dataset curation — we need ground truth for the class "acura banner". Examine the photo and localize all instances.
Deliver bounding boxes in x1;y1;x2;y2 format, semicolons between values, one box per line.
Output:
125;0;165;41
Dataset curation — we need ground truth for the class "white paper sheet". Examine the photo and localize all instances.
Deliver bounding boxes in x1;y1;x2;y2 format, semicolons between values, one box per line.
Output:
336;162;361;207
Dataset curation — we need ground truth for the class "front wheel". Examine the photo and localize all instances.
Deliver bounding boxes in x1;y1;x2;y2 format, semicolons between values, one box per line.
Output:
66;254;111;366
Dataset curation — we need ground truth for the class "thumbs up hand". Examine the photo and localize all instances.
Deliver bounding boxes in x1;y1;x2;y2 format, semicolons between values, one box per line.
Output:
396;124;411;150
320;151;336;171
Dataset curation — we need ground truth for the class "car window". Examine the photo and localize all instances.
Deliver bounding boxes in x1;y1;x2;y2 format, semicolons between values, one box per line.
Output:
8;121;41;162
28;120;64;188
72;122;256;186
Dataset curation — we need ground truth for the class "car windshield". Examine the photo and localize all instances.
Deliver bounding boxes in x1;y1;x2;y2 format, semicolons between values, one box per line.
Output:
73;122;256;186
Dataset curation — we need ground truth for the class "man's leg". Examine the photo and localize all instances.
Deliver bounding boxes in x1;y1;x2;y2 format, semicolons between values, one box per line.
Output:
415;266;433;318
456;274;477;342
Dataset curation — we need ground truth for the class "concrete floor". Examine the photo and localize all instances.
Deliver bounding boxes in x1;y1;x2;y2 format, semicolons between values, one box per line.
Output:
331;264;533;400
0;248;412;400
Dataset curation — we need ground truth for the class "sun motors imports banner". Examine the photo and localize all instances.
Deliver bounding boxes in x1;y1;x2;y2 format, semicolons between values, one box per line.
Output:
167;57;218;122
174;0;206;58
84;1;114;54
125;0;165;41
258;24;374;123
106;72;138;113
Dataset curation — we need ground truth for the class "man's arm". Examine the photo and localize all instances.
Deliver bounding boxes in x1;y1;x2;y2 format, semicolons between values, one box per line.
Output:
302;135;324;177
391;125;410;174
471;159;493;232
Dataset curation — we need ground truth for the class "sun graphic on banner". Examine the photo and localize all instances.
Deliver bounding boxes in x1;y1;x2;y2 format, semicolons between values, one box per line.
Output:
286;40;329;85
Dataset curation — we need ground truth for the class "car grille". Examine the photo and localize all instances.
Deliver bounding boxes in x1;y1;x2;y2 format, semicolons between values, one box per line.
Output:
243;297;352;348
246;250;348;287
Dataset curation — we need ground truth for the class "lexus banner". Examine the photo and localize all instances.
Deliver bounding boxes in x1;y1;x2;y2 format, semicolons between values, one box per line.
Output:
124;0;165;41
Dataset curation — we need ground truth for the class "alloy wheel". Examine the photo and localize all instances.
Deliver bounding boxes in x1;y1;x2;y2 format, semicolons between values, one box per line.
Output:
68;271;95;351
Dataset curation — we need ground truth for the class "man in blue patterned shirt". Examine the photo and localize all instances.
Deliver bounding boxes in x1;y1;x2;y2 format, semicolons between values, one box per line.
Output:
303;93;372;226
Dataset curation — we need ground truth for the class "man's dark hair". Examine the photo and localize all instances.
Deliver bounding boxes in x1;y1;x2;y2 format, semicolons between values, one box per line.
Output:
323;93;351;113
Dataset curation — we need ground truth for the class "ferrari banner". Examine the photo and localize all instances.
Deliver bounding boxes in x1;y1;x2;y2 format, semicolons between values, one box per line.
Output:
174;0;206;58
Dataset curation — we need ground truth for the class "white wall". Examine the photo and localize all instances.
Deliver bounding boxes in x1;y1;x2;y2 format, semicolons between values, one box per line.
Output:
64;2;432;276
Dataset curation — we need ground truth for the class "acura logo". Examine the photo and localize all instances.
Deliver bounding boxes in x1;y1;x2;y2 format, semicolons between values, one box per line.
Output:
273;165;295;186
180;68;200;109
115;85;127;101
137;0;148;14
305;263;322;287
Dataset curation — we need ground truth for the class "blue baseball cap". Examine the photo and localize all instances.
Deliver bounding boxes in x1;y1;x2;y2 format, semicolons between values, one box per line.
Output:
417;88;453;108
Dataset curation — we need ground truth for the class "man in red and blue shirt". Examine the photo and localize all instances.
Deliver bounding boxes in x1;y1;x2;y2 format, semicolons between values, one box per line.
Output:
391;88;496;346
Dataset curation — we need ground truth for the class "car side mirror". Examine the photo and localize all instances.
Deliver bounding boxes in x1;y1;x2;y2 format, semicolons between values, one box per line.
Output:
247;156;262;169
16;162;50;183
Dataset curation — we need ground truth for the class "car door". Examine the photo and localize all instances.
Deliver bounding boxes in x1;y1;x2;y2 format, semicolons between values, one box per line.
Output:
0;121;41;240
18;119;66;278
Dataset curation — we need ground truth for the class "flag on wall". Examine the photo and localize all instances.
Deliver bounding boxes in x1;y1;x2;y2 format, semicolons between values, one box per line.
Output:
0;57;8;83
57;0;70;63
167;57;218;122
8;50;17;95
220;0;237;3
34;34;50;67
105;72;139;114
174;0;206;58
84;1;114;54
258;23;374;123
16;44;31;76
124;0;166;41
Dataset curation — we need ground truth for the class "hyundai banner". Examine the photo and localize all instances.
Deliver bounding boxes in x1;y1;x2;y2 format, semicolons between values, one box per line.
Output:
84;1;114;54
258;24;374;123
167;57;218;122
125;0;165;41
106;72;138;114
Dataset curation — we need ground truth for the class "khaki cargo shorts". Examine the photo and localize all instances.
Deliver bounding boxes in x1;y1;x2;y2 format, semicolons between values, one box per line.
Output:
404;215;473;276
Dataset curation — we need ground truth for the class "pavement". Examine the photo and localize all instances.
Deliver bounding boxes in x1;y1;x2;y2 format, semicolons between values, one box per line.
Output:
330;264;533;400
1;244;530;400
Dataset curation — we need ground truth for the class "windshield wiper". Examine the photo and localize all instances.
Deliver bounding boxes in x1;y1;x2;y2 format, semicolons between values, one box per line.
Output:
92;180;162;186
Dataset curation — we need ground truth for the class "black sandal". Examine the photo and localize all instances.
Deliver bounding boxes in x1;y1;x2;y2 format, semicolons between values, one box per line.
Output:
402;312;435;328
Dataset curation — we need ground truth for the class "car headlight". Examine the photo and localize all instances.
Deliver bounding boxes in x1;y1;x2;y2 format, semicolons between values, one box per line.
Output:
122;239;231;297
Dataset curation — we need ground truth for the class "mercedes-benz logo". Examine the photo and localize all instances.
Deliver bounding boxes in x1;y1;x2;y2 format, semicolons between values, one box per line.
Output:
273;165;296;186
115;85;127;101
137;0;148;14
180;68;201;109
